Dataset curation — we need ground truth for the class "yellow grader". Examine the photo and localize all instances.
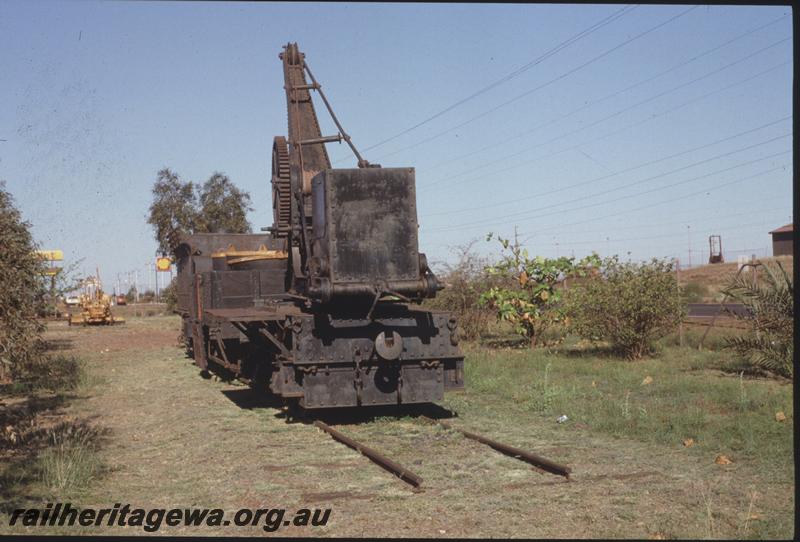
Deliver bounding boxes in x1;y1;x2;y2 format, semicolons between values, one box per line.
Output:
68;270;124;326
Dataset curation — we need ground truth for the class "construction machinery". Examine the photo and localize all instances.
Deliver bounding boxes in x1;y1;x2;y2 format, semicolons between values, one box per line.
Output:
68;269;124;326
173;43;463;410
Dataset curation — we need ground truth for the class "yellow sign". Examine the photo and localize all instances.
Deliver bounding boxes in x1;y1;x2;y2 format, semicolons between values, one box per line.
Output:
42;267;62;276
36;250;64;261
156;257;173;272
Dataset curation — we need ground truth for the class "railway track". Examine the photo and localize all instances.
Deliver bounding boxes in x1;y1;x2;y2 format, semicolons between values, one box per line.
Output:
311;415;572;490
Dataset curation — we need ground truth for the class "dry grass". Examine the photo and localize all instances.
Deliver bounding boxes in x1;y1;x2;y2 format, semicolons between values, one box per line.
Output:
678;255;793;302
1;315;793;538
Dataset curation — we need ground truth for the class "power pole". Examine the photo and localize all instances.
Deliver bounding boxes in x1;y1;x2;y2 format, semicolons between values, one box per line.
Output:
676;258;684;347
687;225;692;268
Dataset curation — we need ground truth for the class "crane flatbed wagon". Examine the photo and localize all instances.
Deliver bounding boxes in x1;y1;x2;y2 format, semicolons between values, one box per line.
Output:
173;43;464;410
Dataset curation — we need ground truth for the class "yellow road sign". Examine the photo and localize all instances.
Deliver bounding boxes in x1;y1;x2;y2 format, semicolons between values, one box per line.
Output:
36;250;63;261
156;257;172;271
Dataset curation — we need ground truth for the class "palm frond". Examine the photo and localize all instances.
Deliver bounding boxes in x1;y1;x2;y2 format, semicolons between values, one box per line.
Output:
721;261;794;378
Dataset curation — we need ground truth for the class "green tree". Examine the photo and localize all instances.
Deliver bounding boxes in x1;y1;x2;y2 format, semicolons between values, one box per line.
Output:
147;168;198;254
36;258;85;318
0;182;46;383
565;256;685;359
721;261;793;378
125;285;137;304
479;233;600;347
196;172;252;234
147;169;252;255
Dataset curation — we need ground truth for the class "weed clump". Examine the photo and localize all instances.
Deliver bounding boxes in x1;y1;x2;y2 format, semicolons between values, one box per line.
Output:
38;422;104;493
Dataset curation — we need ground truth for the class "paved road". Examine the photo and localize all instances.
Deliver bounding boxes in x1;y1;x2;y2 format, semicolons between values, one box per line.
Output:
687;303;749;318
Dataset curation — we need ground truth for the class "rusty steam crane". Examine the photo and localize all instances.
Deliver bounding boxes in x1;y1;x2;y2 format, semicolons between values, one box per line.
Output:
173;43;464;410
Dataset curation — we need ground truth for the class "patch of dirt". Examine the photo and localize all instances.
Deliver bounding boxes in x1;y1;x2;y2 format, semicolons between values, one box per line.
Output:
579;470;662;482
300;490;375;503
43;317;180;355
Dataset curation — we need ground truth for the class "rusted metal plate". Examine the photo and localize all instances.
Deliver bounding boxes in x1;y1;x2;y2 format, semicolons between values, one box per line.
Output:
203;305;301;322
314;167;420;284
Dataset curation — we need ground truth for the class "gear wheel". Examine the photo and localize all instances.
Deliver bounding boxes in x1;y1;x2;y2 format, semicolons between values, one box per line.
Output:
271;136;291;235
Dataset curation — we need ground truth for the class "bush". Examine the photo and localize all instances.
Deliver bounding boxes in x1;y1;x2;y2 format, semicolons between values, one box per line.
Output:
0;182;46;383
124;286;137;304
565;257;686;359
681;281;709;303
161;277;178;313
721;261;793;378
425;243;497;341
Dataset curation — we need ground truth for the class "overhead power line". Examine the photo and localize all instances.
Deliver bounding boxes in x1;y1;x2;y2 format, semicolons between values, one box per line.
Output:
420;61;789;194
338;5;638;159
420;38;790;193
427;143;790;233
366;5;700;163
420;13;789;174
545;200;789;238
547;217;787;247
514;163;789;241
425;116;791;217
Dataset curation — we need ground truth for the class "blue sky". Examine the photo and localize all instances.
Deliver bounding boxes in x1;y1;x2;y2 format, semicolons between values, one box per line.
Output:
0;2;793;293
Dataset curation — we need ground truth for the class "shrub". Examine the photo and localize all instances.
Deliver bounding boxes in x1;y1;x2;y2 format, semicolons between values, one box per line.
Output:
479;234;600;347
682;281;709;303
125;286;137;304
721;261;793;378
0;182;46;383
565;256;686;359
425;243;496;341
161;277;178;313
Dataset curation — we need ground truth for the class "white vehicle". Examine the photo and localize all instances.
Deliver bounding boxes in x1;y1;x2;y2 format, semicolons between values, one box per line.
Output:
65;296;80;306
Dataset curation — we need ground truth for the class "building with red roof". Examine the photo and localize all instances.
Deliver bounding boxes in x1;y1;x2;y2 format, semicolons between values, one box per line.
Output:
768;223;793;256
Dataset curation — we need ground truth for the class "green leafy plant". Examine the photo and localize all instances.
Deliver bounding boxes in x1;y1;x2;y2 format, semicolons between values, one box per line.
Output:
479;233;600;347
721;261;793;378
565;256;686;359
